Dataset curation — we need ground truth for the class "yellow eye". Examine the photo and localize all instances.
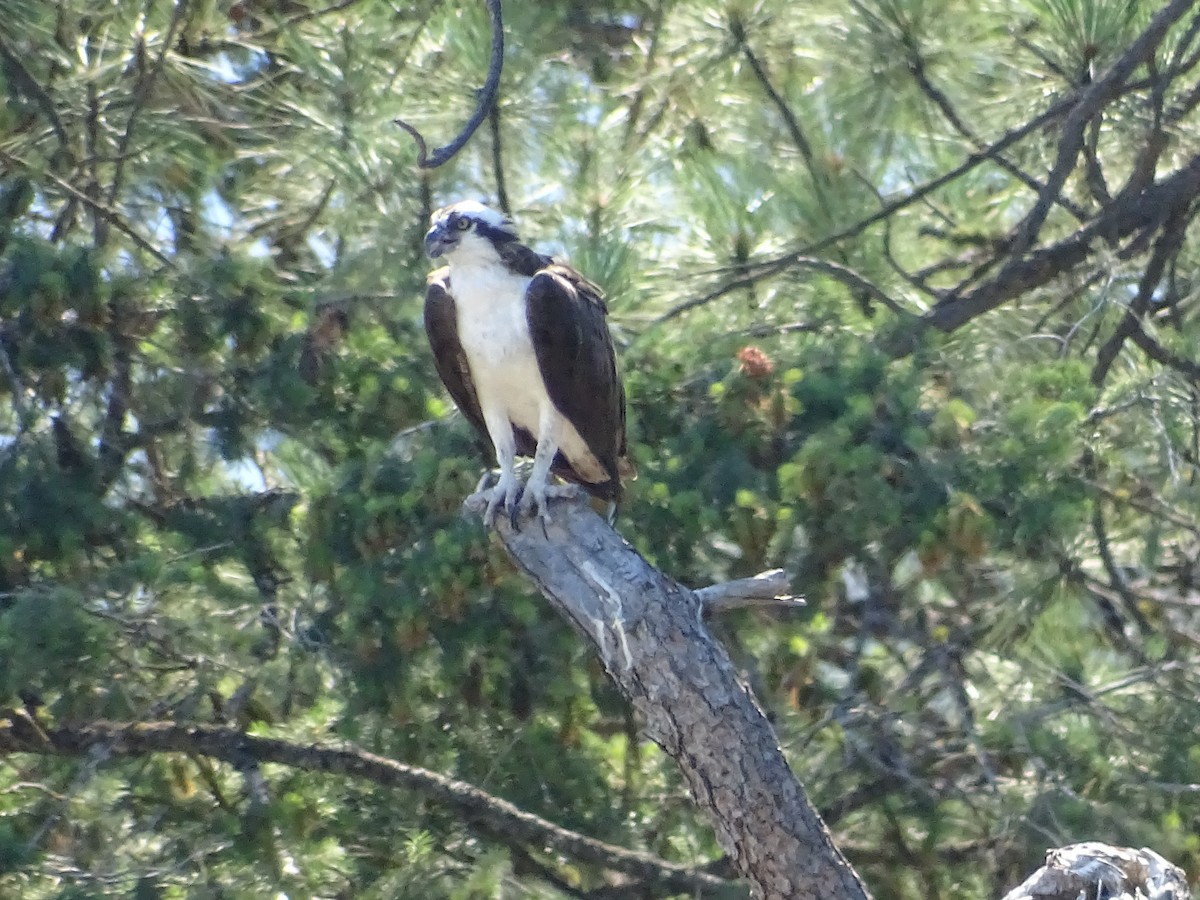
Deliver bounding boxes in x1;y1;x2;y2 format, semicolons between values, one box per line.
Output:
455;218;471;231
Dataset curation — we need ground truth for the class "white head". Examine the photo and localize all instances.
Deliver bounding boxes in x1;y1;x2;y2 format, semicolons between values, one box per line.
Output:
424;200;520;264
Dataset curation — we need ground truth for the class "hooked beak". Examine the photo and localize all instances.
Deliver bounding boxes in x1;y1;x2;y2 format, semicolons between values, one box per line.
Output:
424;223;457;259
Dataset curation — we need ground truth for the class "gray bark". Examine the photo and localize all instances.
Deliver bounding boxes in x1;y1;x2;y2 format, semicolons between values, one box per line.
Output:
478;492;871;900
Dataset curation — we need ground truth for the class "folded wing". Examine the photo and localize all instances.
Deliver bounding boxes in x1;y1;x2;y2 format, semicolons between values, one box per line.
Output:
525;264;630;501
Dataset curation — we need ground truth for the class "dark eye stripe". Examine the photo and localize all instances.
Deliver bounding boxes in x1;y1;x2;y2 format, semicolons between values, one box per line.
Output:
475;220;518;244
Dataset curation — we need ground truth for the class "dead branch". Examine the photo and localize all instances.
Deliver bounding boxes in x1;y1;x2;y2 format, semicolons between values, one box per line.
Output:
904;47;1088;223
653;89;1085;327
472;492;871;900
659;2;1195;337
696;568;805;615
395;0;504;169
1092;202;1193;385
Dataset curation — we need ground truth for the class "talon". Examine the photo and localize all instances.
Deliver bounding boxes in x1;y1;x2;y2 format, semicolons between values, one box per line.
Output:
507;483;523;531
518;482;553;532
482;477;522;529
482;491;503;527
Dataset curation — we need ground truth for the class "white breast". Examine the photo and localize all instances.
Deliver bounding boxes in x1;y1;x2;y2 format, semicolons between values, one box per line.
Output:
451;265;544;433
449;262;606;482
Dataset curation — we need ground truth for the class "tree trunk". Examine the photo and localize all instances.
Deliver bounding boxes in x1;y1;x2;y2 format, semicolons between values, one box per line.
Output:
483;493;871;900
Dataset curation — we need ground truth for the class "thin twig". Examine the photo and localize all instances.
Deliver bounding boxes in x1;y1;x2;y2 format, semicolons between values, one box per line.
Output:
660;255;913;323
734;22;835;223
0;151;174;268
0;36;70;152
252;0;365;39
488;93;510;215
0;331;32;431
106;0;191;227
739;320;821;338
395;0;505;169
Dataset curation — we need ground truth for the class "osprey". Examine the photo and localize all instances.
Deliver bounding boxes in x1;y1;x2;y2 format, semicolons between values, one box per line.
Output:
423;200;632;528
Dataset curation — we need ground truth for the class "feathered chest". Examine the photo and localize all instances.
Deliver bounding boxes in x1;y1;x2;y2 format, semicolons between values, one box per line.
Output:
450;265;540;396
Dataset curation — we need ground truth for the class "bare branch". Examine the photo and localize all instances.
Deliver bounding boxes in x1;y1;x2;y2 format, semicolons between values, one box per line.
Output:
696;569;805;615
471;493;872;900
905;49;1088;223
1126;320;1200;382
739;321;822;338
732;19;833;221
1091;201;1193;385
0;715;736;897
395;0;504;169
661;5;1193;330
655;91;1083;325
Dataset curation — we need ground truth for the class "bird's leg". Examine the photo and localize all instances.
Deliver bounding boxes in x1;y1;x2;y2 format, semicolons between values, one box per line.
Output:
518;408;570;533
481;411;521;528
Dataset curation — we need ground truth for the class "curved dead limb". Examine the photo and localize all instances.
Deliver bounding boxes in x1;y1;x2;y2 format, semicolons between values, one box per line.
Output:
395;0;505;169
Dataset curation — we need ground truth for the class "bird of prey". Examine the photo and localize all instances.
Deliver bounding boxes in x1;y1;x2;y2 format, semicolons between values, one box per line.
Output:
423;200;632;528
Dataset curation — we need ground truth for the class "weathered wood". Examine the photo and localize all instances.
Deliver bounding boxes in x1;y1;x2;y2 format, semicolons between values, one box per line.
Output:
1000;842;1191;900
479;492;871;900
696;568;805;615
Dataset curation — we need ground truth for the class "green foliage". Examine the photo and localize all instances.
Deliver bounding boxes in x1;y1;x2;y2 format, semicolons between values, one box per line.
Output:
0;587;110;700
2;0;1200;896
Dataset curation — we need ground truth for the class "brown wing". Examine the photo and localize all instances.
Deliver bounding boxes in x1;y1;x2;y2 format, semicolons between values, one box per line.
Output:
525;264;629;501
424;269;489;445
